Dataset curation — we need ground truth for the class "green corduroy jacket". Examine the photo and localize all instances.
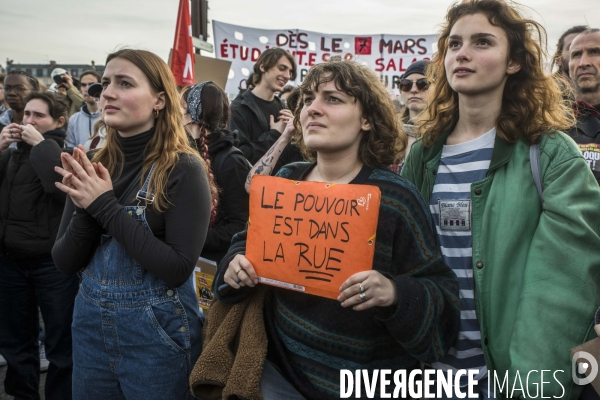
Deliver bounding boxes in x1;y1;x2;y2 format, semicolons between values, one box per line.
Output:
401;129;600;399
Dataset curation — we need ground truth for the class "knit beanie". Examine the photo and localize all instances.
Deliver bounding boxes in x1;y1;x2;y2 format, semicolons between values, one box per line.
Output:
401;60;431;79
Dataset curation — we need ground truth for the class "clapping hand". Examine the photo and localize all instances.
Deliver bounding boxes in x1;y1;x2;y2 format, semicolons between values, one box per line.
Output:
54;146;112;209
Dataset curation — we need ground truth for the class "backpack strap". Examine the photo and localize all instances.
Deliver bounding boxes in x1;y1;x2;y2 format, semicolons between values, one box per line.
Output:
530;140;544;208
213;146;251;179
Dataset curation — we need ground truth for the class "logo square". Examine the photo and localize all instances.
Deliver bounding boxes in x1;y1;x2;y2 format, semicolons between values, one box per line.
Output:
355;37;372;55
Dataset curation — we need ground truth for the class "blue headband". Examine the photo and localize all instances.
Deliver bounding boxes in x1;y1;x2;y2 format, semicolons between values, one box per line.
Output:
186;81;212;124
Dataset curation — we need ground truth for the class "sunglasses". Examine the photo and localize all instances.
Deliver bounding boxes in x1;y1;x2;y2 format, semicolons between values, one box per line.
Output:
399;78;429;92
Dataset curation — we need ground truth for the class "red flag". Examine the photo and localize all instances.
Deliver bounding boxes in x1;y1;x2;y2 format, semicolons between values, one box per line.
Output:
171;0;195;86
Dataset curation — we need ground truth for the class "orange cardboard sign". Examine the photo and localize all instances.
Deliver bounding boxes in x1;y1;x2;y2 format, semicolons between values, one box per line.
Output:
246;175;381;299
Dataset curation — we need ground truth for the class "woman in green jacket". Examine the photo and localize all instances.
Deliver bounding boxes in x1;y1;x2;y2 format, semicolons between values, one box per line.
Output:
401;1;600;399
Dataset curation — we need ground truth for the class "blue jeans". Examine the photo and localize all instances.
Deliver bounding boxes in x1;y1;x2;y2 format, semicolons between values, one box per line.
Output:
71;202;202;399
260;359;306;400
0;254;79;400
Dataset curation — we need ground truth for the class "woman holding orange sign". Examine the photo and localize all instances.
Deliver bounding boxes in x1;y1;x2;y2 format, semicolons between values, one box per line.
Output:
215;60;460;399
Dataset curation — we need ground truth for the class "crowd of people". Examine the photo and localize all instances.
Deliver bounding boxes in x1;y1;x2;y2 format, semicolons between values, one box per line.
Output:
0;0;599;399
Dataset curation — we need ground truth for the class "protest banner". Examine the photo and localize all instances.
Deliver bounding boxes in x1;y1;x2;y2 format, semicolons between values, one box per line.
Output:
246;175;381;299
213;20;437;94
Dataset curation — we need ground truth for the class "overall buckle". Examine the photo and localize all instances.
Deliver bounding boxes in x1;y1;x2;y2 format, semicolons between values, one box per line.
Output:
136;190;155;205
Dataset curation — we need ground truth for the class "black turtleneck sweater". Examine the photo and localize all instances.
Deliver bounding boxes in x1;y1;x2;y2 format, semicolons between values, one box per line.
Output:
53;128;212;287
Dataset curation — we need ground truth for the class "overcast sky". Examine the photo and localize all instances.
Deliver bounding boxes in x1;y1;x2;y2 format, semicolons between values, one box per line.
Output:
2;0;599;66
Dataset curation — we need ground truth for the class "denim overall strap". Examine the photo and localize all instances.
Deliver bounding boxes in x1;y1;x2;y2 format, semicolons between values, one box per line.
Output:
136;163;156;205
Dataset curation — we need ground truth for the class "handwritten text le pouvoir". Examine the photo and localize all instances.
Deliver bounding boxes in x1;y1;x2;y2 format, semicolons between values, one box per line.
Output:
246;176;381;299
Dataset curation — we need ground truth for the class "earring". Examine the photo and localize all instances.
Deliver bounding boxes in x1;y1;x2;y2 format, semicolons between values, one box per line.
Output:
154;109;159;118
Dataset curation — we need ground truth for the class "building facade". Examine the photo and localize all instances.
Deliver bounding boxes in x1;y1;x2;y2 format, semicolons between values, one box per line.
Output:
4;59;104;87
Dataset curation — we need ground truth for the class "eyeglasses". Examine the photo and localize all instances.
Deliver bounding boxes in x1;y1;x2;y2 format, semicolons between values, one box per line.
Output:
1;85;31;94
399;78;429;92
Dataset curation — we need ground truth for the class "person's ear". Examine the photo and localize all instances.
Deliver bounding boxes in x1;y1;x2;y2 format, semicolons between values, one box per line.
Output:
361;117;371;132
259;63;266;73
57;116;66;128
507;59;521;75
155;91;166;111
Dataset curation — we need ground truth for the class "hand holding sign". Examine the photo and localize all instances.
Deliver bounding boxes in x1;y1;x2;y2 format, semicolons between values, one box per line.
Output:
224;254;259;289
338;270;398;311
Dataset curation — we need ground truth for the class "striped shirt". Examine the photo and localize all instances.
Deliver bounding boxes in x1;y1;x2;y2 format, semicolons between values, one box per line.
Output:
430;128;496;384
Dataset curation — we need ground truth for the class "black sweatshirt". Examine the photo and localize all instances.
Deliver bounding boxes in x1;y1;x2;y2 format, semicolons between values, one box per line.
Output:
198;130;250;264
52;128;212;288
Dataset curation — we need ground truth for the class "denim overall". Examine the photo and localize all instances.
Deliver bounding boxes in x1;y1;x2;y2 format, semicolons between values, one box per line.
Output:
71;165;202;399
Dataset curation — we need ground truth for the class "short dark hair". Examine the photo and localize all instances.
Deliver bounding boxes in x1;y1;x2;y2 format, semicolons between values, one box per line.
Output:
552;25;589;75
80;70;102;82
7;69;40;91
0;74;5;84
579;28;600;35
252;48;297;85
24;91;69;124
285;87;301;113
238;72;255;94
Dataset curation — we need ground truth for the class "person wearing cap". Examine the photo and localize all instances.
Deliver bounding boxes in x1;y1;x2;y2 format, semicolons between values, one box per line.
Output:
388;60;431;174
66;70;102;148
399;60;431;149
51;68;84;117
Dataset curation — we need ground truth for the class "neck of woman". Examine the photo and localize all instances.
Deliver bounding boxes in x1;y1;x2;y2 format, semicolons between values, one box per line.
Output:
449;91;503;145
12;109;24;124
310;150;363;184
118;121;155;138
408;108;421;122
187;123;203;139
